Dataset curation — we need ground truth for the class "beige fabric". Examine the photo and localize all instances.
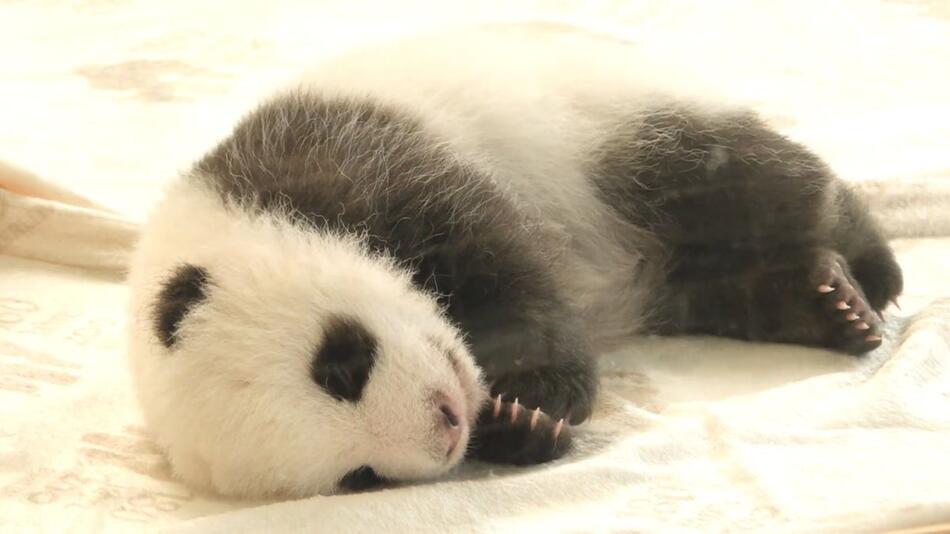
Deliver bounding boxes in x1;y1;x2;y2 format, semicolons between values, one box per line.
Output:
0;191;137;275
3;0;948;214
1;1;949;532
0;161;105;211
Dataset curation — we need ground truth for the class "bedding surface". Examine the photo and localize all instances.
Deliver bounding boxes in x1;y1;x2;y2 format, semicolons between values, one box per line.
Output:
1;1;949;532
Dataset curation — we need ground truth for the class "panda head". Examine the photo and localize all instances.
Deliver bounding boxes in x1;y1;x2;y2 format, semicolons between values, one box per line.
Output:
126;181;487;498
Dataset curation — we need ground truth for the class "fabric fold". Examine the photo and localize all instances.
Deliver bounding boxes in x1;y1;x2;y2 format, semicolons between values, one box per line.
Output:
0;163;138;274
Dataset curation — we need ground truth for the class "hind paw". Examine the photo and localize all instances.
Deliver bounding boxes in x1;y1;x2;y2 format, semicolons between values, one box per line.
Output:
471;394;571;465
815;256;884;354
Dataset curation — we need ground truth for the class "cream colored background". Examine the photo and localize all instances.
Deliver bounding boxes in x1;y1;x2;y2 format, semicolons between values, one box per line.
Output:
3;0;949;217
1;1;949;532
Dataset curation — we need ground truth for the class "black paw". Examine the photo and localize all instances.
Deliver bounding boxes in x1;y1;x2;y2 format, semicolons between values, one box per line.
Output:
813;253;884;355
487;363;595;425
470;395;571;465
850;247;903;312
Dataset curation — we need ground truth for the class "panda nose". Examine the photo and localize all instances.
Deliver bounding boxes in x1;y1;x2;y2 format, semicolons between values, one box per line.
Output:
436;399;463;457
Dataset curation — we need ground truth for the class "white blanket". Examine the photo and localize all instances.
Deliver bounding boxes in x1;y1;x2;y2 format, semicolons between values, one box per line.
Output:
2;1;949;532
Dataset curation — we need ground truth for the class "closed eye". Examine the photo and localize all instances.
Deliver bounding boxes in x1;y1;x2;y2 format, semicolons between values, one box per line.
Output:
447;351;463;377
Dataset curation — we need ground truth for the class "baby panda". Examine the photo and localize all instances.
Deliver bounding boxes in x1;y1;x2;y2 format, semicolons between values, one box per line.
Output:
126;23;903;498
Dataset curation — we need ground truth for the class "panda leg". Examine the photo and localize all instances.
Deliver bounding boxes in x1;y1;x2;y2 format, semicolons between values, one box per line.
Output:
414;234;596;464
829;185;903;312
459;300;596;464
591;107;902;354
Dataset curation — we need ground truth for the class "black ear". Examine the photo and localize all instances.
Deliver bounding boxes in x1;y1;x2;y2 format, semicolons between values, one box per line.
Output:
153;264;211;348
310;316;378;402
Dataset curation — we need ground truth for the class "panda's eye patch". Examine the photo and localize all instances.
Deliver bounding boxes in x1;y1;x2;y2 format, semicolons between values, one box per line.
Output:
152;263;211;348
310;315;378;402
338;465;387;492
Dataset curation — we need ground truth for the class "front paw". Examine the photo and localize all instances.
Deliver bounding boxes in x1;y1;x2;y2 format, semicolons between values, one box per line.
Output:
471;397;571;464
488;363;596;425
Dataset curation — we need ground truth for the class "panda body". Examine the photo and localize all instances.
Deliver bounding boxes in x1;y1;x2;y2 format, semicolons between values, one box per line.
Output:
293;25;717;348
128;25;635;497
127;23;902;498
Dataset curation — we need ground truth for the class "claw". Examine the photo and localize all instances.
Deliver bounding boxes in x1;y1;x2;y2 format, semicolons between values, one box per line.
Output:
845;312;860;321
493;393;503;418
836;301;851;310
865;334;883;343
855;321;870;331
553;418;565;441
817;284;835;293
510;398;520;424
890;297;902;311
530;407;541;430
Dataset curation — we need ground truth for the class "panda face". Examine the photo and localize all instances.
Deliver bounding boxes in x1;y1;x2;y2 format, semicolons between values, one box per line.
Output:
126;181;487;498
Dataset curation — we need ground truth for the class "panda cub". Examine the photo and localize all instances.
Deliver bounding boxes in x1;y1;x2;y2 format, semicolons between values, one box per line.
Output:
126;24;903;498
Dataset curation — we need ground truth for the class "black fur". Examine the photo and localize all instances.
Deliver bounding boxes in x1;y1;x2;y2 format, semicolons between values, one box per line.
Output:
591;107;902;353
338;465;387;492
195;94;597;460
152;264;210;348
310;315;378;403
830;186;904;310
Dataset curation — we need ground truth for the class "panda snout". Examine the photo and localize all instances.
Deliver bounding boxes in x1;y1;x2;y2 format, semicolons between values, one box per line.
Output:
433;392;466;458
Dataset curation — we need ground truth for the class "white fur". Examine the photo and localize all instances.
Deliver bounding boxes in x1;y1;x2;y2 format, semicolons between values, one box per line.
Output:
127;180;485;497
